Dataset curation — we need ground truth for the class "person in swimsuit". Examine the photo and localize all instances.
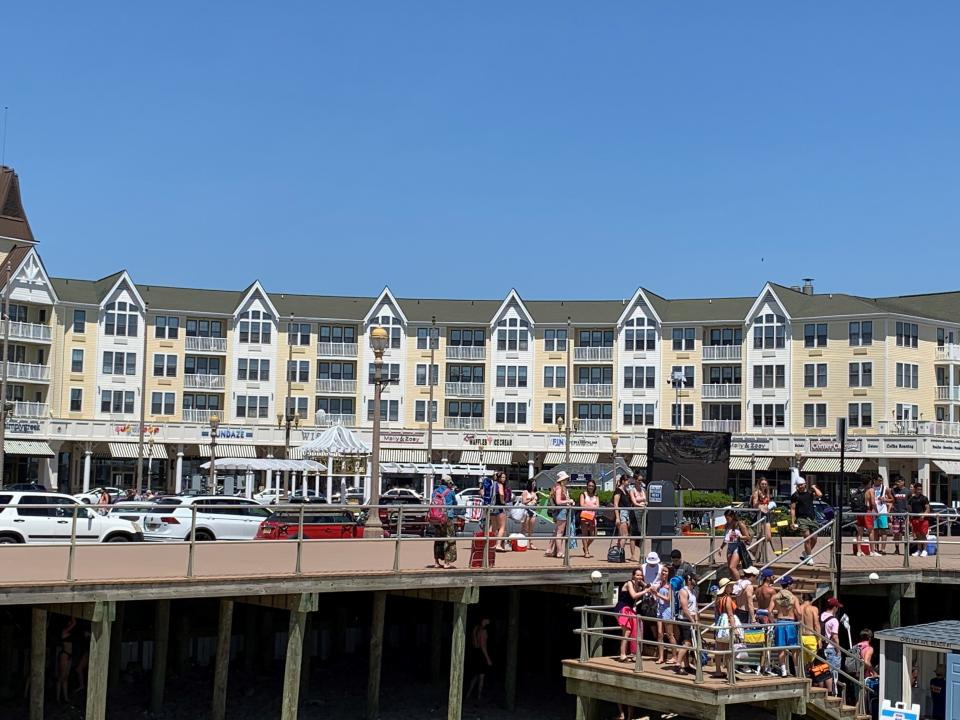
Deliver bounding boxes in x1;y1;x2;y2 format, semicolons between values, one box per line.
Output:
616;568;648;662
612;475;634;561
56;617;77;702
652;565;677;665
579;480;600;558
722;510;752;580
492;472;508;552
769;576;802;677
465;617;492;701
545;471;575;558
520;479;539;550
751;477;774;562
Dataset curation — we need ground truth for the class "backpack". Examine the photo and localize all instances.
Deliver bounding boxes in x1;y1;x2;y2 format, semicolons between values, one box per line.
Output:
607;545;625;563
844;642;864;674
428;487;449;525
849;486;867;513
480;477;494;506
670;576;685;617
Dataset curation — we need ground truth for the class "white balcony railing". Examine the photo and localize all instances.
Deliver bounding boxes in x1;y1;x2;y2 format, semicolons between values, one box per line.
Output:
880;420;960;438
573;383;613;399
315;412;356;427
182;409;222;424
936;386;960;402
574;346;613;362
576;418;612;433
11;401;48;418
936;344;960;362
6;362;50;382
1;321;52;343
315;379;357;394
185;336;227;353
184;374;226;390
702;344;742;361
317;342;358;358
444;382;485;398
445;346;486;361
702;383;742;399
702;419;742;433
444;416;485;430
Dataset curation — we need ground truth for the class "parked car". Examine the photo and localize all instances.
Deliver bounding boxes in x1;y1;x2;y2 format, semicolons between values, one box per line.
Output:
377;488;465;537
331;487;365;504
929;503;960;535
107;501;156;526
142;496;273;541
290;490;326;503
75;487;122;504
0;492;143;544
255;507;364;540
3;483;50;492
253;488;287;505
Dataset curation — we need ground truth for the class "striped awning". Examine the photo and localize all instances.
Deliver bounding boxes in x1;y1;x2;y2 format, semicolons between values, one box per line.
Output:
4;440;55;457
628;454;647;468
199;444;257;459
542;452;600;464
933;459;960;475
729;456;774;471
802;457;864;473
460;450;512;465
380;449;428;463
108;442;169;460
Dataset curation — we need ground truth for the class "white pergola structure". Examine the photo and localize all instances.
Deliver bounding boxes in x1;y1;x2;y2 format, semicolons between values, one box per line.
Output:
200;458;327;499
295;425;372;502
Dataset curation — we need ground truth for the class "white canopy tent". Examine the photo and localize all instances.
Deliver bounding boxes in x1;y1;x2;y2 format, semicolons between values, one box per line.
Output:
200;458;327;499
293;424;371;502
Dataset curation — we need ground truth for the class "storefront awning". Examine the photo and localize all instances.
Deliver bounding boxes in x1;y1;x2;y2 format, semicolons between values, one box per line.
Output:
201;458;326;472
380;449;428;463
543;452;599;464
459;450;512;465
729;456;774;471
802;457;864;473
199;444;257;458
108;442;169;460
933;459;960;475
4;440;55;457
628;454;647;468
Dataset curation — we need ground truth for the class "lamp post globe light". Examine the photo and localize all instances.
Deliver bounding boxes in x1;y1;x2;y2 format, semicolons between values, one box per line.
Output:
209;413;220;493
364;326;390;537
610;431;619;487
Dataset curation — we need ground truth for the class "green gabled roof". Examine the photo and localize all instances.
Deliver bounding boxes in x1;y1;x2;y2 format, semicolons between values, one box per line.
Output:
51;272;125;305
768;283;888;318
643;288;753;324
873;291;960;324
525;299;626;325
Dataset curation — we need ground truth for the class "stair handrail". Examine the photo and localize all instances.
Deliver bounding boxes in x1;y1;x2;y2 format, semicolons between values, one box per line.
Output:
689;510;767;589
804;622;872;717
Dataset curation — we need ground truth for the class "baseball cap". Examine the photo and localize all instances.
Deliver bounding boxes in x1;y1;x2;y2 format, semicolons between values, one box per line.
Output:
670;549;682;560
826;598;844;609
760;568;775;579
743;566;760;576
645;552;661;565
441;474;453;483
779;575;795;587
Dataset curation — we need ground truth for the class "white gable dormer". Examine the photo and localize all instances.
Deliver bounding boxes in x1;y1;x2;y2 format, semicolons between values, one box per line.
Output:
360;287;406;427
489;290;533;430
230;281;279;423
7;249;59;307
745;283;792;434
95;272;146;421
617;288;662;428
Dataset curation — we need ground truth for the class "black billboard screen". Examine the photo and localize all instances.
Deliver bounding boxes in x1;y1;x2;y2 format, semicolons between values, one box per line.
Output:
646;429;731;491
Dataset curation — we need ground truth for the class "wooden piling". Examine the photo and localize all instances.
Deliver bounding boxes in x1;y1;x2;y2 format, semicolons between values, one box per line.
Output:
151;599;171;715
29;608;46;720
212;599;234;720
85;601;116;720
282;607;308;720
366;592;386;720
447;600;467;720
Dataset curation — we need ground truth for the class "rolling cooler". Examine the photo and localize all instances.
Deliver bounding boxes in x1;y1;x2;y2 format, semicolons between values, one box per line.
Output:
470;532;496;568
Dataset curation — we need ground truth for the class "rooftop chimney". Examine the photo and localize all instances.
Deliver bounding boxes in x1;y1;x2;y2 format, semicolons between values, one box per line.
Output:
802;278;815;295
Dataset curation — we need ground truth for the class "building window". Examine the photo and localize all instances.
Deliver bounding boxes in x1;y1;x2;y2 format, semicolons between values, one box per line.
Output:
496;365;528;388
577;329;614;348
542;402;566;425
238;310;272;344
803;403;827;428
447;401;483;420
848;321;872;346
803;363;827;388
848;402;872;428
849;362;873;387
367;363;400;383
937;328;956;347
448;328;485;347
752;314;786;350
543;366;566;388
183;394;222;412
238;358;270;381
624;367;656;389
185;356;222;376
707;328;743;346
72;309;86;334
286;360;309;382
186;318;224;338
415;400;438;422
752;364;786;389
895;363;919;389
71;349;84;373
70;388;83;412
285;397;309;418
315;397;355;416
707;366;741;385
804;323;827;348
151;392;176;416
494;402;527;424
287;322;311;346
896;403;919;421
671;328;695;351
704;403;742;422
155;316;180;339
101;390;135;414
366;399;399;422
496;318;530;352
896;322;919;348
670;403;694;427
372;316;402;349
236;395;269;418
577;366;613;386
318;325;357;345
544;329;567;352
7;304;26;323
415;363;439;386
317;362;355;380
670;365;695;389
416;327;440;350
624;318;657;351
153;354;177;378
104;301;139;337
102;351;136;376
752;403;786;428
446;365;483;383
623;403;655;426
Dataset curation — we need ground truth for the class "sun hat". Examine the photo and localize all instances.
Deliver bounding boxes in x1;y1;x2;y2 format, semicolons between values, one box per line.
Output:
556;471;570;483
645;552;660;565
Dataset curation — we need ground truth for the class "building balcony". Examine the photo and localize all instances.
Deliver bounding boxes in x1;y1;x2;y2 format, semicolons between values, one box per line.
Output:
6;362;49;382
182;409;222;424
936;344;960;362
315;412;356;428
936;386;960;402
184;374;226;390
445;382;485;398
574;346;613;362
315;378;357;394
185;336;227;353
702;419;741;433
702;383;742;400
1;321;52;343
317;342;358;358
444;416;484;430
11;401;48;418
702;344;742;362
879;420;960;437
446;345;485;361
576;418;612;433
573;383;613;399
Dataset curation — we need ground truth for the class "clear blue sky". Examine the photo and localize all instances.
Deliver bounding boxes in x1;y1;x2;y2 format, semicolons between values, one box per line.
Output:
5;2;960;301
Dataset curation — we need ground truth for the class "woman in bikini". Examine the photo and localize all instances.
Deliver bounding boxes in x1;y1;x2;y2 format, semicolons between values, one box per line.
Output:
722;509;752;581
520;479;539;550
579;480;600;558
616;568;649;662
56;616;77;702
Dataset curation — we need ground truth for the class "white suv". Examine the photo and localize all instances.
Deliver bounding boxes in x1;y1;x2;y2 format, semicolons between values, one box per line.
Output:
143;496;273;541
0;491;144;544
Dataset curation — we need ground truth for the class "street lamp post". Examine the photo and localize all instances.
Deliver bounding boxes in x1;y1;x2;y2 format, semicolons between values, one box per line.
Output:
209;414;220;492
610;431;619;486
426;315;438;498
135;303;149;494
565;316;572;462
670;370;686;430
146;435;155;493
364;327;390;537
0;250;16;487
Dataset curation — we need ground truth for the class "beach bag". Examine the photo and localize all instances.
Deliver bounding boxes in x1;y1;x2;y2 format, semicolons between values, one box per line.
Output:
508;503;527;524
607;545;625;563
428;488;448;525
844;643;863;675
